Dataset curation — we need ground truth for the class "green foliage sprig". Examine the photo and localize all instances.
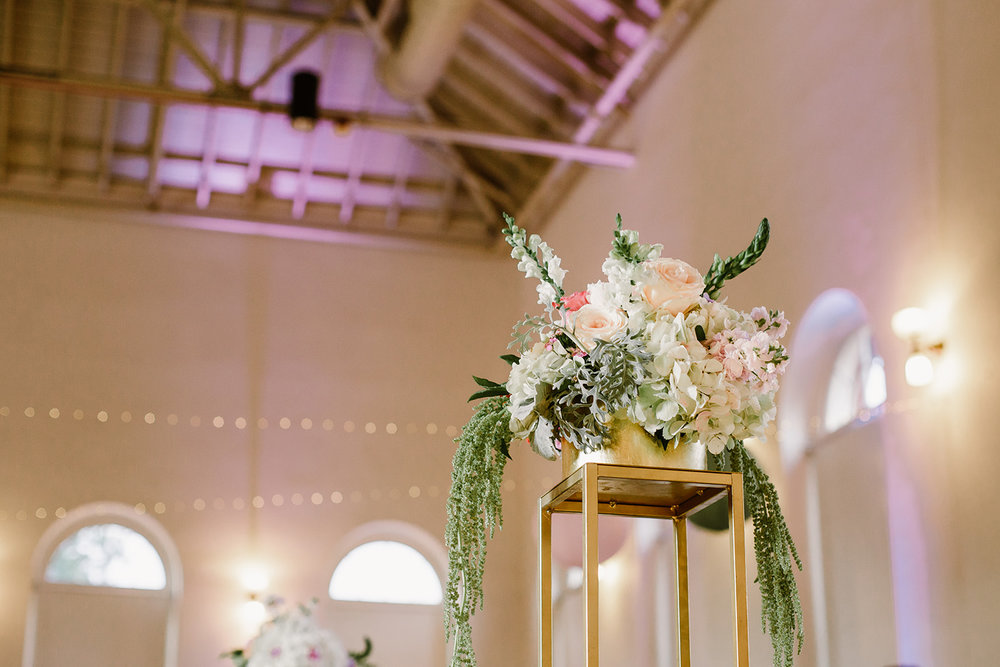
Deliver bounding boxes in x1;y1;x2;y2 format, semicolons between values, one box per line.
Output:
703;218;771;299
444;396;513;667
610;213;660;264
712;443;804;667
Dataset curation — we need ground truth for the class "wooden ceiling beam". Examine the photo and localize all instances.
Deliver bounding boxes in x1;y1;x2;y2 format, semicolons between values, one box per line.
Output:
0;0;15;182
0;65;634;167
98;2;129;192
136;0;228;92
450;40;578;138
479;0;614;85
46;0;75;184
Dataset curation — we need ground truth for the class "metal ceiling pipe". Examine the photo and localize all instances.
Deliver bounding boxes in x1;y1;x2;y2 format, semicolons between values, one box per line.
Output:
376;0;478;102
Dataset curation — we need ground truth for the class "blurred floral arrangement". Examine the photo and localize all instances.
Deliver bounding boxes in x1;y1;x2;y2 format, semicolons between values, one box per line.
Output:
222;597;374;667
445;214;803;666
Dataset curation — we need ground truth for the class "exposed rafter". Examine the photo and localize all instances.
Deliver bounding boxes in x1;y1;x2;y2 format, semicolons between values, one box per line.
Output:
0;0;712;249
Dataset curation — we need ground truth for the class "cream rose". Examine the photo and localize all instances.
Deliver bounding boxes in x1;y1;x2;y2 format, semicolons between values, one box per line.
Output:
639;258;705;315
572;303;627;349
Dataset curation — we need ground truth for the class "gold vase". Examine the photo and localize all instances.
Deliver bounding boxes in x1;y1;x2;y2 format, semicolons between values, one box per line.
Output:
561;418;707;479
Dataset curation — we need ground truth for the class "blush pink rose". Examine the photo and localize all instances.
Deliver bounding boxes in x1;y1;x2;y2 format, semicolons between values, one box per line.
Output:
572;303;627;349
639;258;705;315
560;290;590;312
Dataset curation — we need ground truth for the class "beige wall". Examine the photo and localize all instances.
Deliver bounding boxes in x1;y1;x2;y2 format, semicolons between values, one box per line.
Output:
539;0;1000;665
0;200;549;666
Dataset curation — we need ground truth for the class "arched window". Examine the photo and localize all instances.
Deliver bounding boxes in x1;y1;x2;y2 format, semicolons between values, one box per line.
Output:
326;521;445;667
823;324;887;433
24;502;182;667
45;523;167;590
329;539;442;605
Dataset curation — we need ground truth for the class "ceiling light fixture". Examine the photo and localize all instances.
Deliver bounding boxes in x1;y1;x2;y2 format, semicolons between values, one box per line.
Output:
288;69;320;132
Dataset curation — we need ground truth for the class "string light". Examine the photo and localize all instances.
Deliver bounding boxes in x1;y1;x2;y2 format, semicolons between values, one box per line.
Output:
1;395;920;525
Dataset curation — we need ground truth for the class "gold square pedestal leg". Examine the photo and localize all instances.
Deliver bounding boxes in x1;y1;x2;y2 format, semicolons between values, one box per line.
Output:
539;464;749;666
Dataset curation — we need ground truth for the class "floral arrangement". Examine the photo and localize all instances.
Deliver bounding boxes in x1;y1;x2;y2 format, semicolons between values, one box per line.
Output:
222;597;375;667
445;215;803;666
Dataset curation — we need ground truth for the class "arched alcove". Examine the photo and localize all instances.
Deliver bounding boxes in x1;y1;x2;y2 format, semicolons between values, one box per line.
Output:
23;502;183;667
325;521;446;667
779;289;897;667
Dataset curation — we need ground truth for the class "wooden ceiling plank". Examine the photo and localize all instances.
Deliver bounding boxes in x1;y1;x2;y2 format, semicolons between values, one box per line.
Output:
480;0;614;84
98;2;129;192
47;0;75;184
529;0;610;51
448;44;578;138
463;21;591;106
606;0;657;27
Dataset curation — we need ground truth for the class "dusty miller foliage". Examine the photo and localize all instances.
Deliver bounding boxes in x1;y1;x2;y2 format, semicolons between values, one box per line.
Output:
549;336;650;453
444;396;512;667
712;443;804;667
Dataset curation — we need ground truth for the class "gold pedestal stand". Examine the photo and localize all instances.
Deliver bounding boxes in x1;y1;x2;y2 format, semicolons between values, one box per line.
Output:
539;463;750;667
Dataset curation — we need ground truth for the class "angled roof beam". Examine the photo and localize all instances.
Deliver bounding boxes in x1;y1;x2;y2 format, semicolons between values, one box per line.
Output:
515;0;701;231
245;2;347;92
137;0;229;92
145;0;186;202
232;0;245;84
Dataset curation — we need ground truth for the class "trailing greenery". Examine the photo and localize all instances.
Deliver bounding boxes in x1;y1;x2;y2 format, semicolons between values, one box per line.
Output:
550;337;651;453
444;396;513;667
348;637;376;666
712;443;804;667
703;218;771;299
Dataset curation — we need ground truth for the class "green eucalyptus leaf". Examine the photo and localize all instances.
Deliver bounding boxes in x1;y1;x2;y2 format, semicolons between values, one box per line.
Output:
468;386;508;402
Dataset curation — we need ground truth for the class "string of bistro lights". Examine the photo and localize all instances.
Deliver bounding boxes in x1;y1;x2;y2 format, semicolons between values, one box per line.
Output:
0;395;928;524
0;402;552;524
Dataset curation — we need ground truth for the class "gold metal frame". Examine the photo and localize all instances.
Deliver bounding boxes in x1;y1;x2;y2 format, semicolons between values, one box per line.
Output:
539;462;750;666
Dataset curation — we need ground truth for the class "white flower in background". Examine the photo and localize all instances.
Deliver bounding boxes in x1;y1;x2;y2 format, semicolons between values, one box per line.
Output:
232;599;351;667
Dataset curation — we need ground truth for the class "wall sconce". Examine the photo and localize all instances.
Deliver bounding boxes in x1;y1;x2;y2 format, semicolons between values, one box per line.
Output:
288;69;320;132
237;562;271;629
891;307;944;387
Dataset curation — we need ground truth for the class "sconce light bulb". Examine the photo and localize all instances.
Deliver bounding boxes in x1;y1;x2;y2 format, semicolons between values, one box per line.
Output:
905;352;934;387
239;598;268;628
892;307;931;340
